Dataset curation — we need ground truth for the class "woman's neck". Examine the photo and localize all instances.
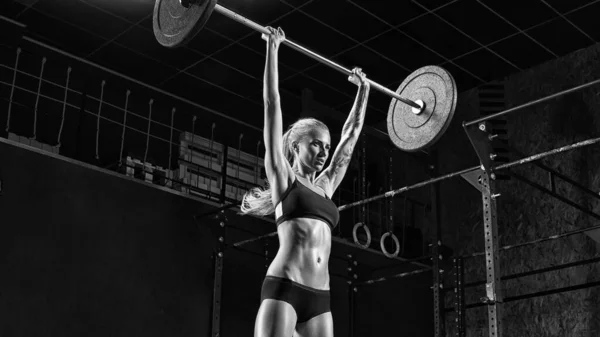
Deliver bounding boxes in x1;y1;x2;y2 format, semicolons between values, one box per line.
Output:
293;165;317;184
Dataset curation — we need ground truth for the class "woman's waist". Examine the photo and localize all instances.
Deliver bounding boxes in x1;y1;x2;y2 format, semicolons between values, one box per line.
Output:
272;247;330;270
267;251;330;289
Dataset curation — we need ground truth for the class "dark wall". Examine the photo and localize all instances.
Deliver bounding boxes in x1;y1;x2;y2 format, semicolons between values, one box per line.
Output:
354;272;433;337
0;139;435;336
0;140;218;337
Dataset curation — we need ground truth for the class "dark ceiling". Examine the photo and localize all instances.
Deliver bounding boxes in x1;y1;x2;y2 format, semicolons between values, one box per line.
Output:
3;0;600;132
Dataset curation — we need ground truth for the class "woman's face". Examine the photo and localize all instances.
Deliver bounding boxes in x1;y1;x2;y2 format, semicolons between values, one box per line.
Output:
294;128;331;172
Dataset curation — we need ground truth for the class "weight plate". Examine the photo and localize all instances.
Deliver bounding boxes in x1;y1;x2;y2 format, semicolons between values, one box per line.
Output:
387;66;457;152
153;0;217;48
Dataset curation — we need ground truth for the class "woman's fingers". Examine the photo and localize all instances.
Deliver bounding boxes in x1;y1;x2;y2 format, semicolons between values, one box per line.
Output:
262;26;278;41
348;67;368;86
263;26;285;46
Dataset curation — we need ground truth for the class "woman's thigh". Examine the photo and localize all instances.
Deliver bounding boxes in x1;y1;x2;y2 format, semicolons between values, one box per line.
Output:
295;312;333;337
254;299;297;337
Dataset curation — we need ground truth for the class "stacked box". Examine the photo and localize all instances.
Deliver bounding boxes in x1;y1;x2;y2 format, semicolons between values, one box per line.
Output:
8;132;59;154
177;163;221;200
124;156;173;188
178;132;266;201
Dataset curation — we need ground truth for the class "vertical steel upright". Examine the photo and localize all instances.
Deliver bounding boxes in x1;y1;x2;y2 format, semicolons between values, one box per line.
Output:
219;145;229;204
453;257;465;337
347;254;357;337
480;172;503;337
211;210;227;337
464;97;506;337
429;153;444;337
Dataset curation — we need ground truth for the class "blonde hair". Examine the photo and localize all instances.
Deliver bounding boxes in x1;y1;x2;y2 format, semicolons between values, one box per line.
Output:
240;118;329;216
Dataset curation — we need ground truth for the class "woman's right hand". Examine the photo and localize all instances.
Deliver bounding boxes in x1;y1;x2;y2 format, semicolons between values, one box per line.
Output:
262;26;285;49
348;67;369;89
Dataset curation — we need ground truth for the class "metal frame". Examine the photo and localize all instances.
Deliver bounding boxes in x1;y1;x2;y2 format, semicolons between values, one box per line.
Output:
340;76;600;336
347;254;357;337
448;278;600;311
479;171;502;337
429;154;444;337
453;257;465;337
211;211;227;337
448;255;600;293
460;78;600;337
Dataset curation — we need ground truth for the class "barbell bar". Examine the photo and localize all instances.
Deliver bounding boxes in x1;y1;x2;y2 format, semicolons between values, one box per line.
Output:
214;4;423;110
153;0;458;152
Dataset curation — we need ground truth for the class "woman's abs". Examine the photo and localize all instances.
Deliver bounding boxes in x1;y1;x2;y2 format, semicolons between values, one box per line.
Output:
266;218;332;289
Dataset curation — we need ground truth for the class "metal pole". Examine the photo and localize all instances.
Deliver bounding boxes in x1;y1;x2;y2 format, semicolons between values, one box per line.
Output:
370;253;433;274
463;220;600;259
500;280;600;304
5;47;21;133
234;232;431;267
455;280;600;311
220;145;229;204
211;211;227;337
263;240;269;271
453;257;465;337
353;266;431;286
338;134;600;213
464;77;600;127
213;4;422;110
456;256;600;290
495;136;600;171
211;250;224;337
481;171;503;337
233;231;278;247
429;155;444;337
32;57;46;141
338;165;480;211
347;255;357;337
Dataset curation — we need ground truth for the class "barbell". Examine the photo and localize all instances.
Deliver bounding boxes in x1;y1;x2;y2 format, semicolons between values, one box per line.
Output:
152;0;458;151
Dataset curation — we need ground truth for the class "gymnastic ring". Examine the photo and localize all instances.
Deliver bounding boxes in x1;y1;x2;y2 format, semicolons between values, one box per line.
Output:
380;231;400;258
352;222;371;249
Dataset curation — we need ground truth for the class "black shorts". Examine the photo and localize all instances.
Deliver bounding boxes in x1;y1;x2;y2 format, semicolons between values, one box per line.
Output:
260;276;331;323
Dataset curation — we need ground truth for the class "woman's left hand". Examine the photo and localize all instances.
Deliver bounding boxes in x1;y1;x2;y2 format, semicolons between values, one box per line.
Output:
348;67;369;88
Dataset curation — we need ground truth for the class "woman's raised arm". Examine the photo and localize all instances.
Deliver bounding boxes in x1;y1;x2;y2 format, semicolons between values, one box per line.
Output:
262;27;292;203
319;68;370;195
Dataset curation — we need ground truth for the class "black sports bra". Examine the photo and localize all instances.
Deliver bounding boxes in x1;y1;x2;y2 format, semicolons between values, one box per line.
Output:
275;179;340;229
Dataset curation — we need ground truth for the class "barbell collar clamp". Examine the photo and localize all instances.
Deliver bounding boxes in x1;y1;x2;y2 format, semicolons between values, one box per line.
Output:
411;99;425;115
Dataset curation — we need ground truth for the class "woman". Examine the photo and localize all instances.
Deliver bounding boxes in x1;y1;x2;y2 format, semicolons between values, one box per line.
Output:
241;26;370;337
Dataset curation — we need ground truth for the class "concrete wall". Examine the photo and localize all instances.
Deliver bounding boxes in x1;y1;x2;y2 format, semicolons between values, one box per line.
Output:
444;43;600;336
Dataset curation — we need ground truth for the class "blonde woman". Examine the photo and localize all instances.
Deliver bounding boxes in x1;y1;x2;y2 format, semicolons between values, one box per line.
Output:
241;26;370;337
